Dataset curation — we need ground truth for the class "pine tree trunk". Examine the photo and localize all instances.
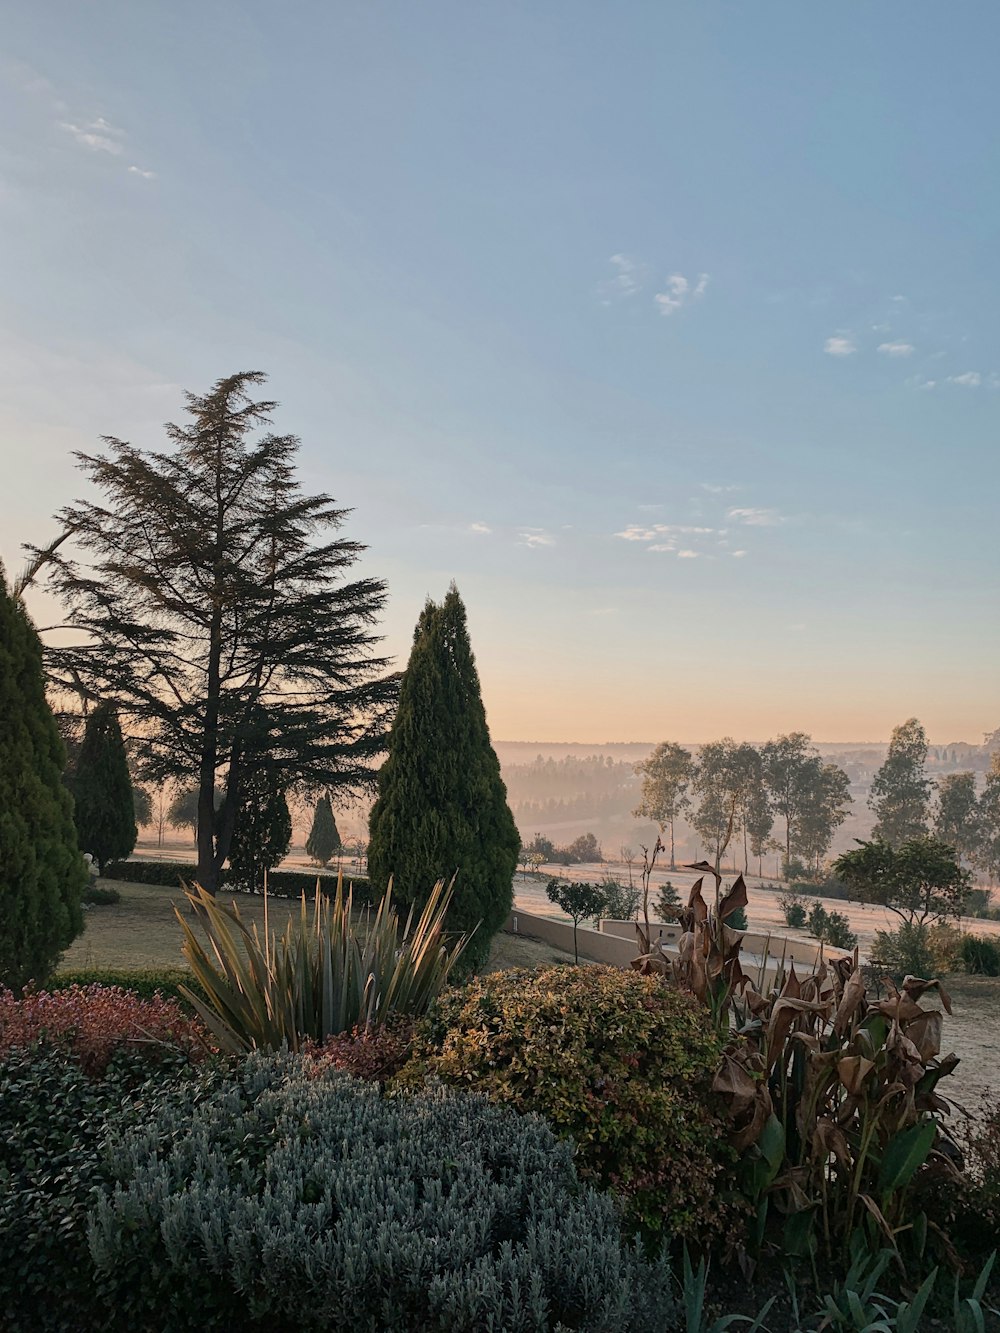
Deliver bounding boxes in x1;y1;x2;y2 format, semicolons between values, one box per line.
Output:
669;818;676;870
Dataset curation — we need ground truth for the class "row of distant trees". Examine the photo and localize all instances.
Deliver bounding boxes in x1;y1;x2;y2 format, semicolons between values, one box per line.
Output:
631;734;852;876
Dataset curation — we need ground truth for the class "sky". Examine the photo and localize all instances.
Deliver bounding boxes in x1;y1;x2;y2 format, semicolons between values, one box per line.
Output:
1;1;998;745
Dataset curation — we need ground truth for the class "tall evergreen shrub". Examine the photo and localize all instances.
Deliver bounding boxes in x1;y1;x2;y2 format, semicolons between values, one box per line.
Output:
305;794;340;866
71;702;137;871
368;586;519;970
0;570;86;987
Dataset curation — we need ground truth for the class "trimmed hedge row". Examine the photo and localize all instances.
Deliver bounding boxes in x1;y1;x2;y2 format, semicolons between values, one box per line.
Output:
102;859;372;902
50;967;207;1008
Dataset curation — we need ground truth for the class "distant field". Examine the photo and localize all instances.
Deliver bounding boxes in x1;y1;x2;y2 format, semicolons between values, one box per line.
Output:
60;878;576;974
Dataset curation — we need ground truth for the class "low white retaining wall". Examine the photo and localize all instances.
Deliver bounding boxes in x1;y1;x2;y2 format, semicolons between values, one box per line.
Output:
503;909;847;981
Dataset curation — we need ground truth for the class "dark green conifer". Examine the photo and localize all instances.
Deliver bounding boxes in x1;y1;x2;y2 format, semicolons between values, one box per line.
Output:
228;768;292;893
71;701;137;871
0;569;86;986
368;585;519;970
306;794;341;867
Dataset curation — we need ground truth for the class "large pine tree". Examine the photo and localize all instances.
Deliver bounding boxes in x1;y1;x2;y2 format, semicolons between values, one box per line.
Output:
28;372;396;893
0;569;86;987
306;794;341;867
71;701;137;871
368;586;519;970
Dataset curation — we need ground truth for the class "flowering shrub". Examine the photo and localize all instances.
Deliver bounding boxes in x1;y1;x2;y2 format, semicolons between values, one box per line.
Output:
400;965;738;1243
0;984;208;1074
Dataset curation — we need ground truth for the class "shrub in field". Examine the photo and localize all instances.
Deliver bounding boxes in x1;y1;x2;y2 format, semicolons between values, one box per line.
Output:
779;889;807;929
961;933;1000;976
178;879;466;1052
89;1054;672;1333
654;879;682;922
599;875;642;921
0;984;207;1074
0;1044;198;1333
401;965;735;1242
871;921;963;978
81;883;121;906
807;902;858;950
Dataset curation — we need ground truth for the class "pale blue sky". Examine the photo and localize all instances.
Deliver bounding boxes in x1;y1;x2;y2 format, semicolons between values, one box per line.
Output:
2;2;997;742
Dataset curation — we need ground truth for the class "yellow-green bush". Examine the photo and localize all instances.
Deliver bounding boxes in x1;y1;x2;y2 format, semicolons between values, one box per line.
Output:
399;965;738;1243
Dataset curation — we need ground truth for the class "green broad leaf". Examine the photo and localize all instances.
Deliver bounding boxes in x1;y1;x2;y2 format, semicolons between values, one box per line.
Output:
878;1118;936;1197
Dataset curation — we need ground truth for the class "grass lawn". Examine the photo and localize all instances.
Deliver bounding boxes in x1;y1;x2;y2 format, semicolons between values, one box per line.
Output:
59;878;577;975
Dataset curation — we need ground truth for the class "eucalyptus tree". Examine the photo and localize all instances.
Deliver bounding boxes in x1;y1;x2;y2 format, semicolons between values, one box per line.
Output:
633;742;694;869
28;372;396;893
869;717;931;847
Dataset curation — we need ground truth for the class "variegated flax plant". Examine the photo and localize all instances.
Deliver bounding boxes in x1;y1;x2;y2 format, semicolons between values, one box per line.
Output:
176;874;468;1053
634;864;964;1266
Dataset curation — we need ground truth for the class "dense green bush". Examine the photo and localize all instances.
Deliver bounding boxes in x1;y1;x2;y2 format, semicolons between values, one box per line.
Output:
101;858;371;901
0;1045;199;1333
82;883;121;906
961;933;1000;976
870;922;963;977
401;965;736;1243
89;1054;671;1332
807;902;858;950
50;967;206;1007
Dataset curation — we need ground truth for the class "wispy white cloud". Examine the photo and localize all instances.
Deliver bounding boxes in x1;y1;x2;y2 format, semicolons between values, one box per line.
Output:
518;529;555;548
468;521;491;534
700;482;739;494
824;336;856;357
59;116;124;154
877;341;914;357
128;165;157;180
732;550;748;559
647;543;677;553
654;272;709;316
676;550;699;559
947;371;981;387
615;524;659;542
727;507;783;527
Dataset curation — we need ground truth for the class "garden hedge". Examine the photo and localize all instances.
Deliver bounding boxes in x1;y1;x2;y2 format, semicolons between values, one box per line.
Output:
101;858;372;902
400;964;740;1244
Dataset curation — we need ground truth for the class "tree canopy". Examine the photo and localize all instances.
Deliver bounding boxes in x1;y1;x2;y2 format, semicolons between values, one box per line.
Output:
29;372;396;892
834;835;971;928
367;585;519;970
0;569;85;987
869;718;931;847
633;742;694;868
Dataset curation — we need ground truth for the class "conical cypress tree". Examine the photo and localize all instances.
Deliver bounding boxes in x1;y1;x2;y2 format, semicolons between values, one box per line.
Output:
71;701;137;871
368;585;519;970
0;570;86;987
306;795;341;867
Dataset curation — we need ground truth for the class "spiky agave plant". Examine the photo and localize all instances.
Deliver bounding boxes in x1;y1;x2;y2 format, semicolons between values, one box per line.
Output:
175;875;468;1053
